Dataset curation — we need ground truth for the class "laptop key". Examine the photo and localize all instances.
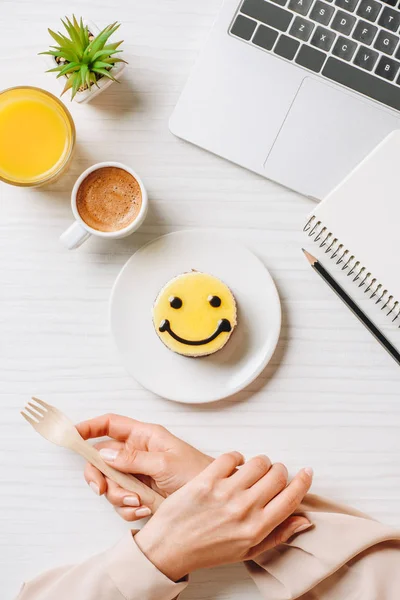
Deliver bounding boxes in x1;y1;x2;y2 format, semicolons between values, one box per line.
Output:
231;15;258;40
274;34;301;58
253;24;279;49
352;20;377;44
374;30;399;55
295;44;327;71
270;0;288;6
331;10;356;34
353;44;379;69
311;25;336;49
288;0;314;15
323;56;400;110
334;0;358;13
332;35;358;59
241;0;293;31
375;55;400;80
309;1;335;24
356;0;382;22
378;6;400;32
289;16;315;40
382;0;397;5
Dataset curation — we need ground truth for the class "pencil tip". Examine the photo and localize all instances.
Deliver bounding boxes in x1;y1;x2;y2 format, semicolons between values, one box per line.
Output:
302;249;317;265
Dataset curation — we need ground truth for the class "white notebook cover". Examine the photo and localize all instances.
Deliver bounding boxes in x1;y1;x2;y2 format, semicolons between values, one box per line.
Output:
308;130;400;303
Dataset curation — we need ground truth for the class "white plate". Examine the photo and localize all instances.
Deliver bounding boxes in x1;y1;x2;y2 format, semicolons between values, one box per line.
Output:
110;231;281;403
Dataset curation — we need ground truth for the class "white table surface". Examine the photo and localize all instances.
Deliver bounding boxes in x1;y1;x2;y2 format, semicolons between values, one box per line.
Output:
2;1;400;597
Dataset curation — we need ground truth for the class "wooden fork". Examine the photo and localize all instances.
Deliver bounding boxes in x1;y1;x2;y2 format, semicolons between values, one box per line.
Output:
21;397;163;513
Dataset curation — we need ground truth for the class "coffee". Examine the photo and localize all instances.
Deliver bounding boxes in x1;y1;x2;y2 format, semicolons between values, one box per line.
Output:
76;166;142;232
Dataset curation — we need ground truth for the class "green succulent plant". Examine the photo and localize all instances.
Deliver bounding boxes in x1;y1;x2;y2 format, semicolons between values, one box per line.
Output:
40;16;126;100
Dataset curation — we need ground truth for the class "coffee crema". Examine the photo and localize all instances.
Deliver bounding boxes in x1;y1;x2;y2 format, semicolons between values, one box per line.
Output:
76;166;142;232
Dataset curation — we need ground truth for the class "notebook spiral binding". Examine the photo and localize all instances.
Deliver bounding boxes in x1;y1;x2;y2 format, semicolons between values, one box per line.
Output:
304;216;400;324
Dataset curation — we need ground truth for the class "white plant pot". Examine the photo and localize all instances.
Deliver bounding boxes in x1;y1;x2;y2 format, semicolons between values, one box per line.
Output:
42;19;126;104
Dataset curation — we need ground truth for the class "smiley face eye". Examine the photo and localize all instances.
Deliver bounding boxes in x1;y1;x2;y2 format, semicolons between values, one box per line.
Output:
169;296;183;309
208;295;221;308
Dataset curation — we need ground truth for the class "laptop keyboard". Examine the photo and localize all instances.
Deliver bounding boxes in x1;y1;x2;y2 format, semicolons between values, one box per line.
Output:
230;0;400;111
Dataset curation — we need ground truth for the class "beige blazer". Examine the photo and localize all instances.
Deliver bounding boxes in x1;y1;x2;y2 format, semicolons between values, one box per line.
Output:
17;495;400;600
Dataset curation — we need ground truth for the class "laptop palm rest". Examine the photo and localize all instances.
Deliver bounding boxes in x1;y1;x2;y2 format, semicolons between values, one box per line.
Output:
264;76;400;200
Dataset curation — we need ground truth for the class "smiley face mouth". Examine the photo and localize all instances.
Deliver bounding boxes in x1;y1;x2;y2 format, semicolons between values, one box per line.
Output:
159;318;232;346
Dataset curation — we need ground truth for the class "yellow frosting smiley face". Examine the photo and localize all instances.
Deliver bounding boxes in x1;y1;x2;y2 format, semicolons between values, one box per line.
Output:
152;271;237;357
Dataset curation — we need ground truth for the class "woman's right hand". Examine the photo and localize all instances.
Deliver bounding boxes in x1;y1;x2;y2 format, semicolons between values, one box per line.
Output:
135;452;313;581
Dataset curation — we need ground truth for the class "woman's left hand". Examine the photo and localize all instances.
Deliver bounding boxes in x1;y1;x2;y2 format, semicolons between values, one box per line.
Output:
76;414;213;521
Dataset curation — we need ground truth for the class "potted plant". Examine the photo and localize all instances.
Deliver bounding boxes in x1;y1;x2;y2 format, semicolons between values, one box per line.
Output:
41;16;127;103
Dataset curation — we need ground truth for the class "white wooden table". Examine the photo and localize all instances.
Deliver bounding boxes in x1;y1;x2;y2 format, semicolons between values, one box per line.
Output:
2;1;400;598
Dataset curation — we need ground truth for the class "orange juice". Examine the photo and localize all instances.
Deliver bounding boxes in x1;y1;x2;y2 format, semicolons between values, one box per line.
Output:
0;87;75;186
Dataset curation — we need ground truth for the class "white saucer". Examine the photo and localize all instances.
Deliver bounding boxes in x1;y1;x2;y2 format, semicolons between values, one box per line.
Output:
110;231;281;403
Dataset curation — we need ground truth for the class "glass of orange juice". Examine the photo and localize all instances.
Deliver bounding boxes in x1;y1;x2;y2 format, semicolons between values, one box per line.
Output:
0;86;75;187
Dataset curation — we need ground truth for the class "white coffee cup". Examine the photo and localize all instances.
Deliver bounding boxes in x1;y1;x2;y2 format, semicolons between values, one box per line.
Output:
60;161;148;250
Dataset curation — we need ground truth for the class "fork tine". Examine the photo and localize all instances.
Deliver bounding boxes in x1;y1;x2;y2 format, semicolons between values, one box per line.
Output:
27;401;46;416
25;406;42;421
21;410;38;427
31;397;51;410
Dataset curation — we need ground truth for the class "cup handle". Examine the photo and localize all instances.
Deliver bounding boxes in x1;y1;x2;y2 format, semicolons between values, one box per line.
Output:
60;222;91;250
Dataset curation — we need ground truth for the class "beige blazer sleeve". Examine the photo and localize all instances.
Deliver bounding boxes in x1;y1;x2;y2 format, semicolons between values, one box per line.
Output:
246;494;400;600
16;532;188;600
16;495;400;600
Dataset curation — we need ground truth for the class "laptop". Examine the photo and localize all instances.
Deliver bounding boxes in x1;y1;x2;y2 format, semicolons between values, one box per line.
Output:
170;0;400;200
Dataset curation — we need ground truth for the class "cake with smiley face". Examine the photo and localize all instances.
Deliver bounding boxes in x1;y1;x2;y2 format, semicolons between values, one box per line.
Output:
152;271;237;357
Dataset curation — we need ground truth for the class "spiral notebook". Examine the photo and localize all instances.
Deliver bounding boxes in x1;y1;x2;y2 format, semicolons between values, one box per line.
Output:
304;130;400;330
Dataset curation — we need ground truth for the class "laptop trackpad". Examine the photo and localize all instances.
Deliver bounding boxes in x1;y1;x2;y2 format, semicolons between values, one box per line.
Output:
264;76;400;200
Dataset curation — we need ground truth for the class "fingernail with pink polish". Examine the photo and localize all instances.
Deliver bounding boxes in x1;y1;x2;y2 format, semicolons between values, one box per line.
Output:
123;496;140;507
135;507;152;518
89;482;100;496
99;448;118;462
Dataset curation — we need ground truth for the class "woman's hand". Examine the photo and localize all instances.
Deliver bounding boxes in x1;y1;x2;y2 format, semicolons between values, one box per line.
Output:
135;452;313;581
76;414;213;520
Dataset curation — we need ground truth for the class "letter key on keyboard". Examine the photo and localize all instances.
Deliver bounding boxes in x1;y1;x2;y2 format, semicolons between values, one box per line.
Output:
378;7;400;32
289;16;315;40
375;56;400;80
241;0;293;31
310;1;335;24
374;30;399;55
354;44;379;69
331;10;356;34
356;0;382;22
288;0;314;15
311;25;336;50
332;35;358;59
352;20;377;44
